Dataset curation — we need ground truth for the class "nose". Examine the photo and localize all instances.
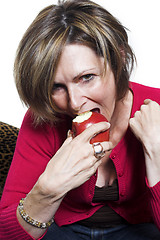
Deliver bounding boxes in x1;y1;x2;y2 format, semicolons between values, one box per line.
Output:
68;85;85;113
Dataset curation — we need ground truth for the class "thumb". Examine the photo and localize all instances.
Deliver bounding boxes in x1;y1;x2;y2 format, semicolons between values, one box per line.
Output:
143;99;152;105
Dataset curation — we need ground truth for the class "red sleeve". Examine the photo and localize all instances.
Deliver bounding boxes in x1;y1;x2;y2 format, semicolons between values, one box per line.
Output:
147;182;160;230
0;110;70;239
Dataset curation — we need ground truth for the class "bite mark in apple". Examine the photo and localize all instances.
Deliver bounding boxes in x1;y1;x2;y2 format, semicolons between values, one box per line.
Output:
72;111;109;143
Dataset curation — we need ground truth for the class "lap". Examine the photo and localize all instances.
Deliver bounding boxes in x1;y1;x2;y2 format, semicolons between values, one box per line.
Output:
108;223;160;240
42;223;81;240
42;222;160;240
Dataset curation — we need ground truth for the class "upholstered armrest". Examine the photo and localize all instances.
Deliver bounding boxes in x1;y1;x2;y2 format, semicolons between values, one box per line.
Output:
0;122;19;198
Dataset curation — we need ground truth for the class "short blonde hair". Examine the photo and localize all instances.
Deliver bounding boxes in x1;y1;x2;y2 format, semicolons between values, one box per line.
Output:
14;0;135;124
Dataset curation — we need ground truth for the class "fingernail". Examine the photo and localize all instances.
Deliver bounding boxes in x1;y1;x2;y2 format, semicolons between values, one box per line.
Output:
67;130;73;138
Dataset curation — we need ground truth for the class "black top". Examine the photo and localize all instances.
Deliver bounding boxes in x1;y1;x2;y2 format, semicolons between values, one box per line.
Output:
78;179;128;228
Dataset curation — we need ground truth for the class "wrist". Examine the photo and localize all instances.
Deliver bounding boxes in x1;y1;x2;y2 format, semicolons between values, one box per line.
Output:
18;196;54;229
144;151;160;187
23;182;64;225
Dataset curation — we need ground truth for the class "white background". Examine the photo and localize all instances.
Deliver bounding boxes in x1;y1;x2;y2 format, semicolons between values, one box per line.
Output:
0;0;160;128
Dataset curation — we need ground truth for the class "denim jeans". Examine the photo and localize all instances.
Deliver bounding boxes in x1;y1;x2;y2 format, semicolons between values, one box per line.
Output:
42;222;160;240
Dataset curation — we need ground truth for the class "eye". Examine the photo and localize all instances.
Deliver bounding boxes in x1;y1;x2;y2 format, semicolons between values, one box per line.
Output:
80;74;95;82
52;83;66;92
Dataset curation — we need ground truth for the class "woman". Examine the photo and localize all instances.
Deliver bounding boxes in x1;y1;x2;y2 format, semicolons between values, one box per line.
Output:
0;0;160;239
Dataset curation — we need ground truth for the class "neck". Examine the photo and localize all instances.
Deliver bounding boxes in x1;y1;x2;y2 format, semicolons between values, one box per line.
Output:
109;89;133;147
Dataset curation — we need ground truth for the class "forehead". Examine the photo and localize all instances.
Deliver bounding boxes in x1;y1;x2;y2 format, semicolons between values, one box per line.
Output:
54;44;104;81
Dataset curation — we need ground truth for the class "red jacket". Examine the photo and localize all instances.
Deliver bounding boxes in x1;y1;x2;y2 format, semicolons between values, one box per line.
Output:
0;82;160;239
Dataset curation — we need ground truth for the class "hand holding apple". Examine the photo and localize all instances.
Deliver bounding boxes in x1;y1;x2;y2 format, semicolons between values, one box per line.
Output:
72;111;109;143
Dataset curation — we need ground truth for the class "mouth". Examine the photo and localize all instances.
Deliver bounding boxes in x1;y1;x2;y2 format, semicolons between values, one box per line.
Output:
72;108;100;119
91;108;100;113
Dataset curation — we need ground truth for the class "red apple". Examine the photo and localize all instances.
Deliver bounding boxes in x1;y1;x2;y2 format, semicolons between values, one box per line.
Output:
72;111;109;143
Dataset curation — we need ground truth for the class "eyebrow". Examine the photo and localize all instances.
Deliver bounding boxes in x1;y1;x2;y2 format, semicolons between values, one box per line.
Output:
73;68;97;81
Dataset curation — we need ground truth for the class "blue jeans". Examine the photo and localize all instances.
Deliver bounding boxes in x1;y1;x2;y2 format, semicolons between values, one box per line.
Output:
42;222;160;240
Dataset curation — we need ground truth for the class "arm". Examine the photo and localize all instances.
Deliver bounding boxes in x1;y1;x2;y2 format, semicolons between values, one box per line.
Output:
17;122;111;239
0;111;111;239
129;99;160;227
0;111;65;240
129;99;160;186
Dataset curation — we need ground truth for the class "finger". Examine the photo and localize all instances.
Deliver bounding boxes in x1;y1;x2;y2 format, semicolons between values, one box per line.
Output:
76;154;102;176
75;121;110;142
81;159;102;177
73;154;99;175
91;141;113;153
144;99;160;109
69;159;102;190
140;100;160;119
143;99;160;109
129;117;136;132
129;117;142;139
61;132;73;147
103;141;114;151
129;117;139;129
143;99;152;105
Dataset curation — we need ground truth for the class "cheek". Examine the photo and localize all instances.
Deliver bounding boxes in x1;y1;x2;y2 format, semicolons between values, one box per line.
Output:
94;80;116;117
52;92;68;111
102;85;116;108
90;82;114;103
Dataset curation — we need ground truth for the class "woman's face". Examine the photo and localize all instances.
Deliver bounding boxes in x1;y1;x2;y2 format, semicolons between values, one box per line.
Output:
52;44;117;121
